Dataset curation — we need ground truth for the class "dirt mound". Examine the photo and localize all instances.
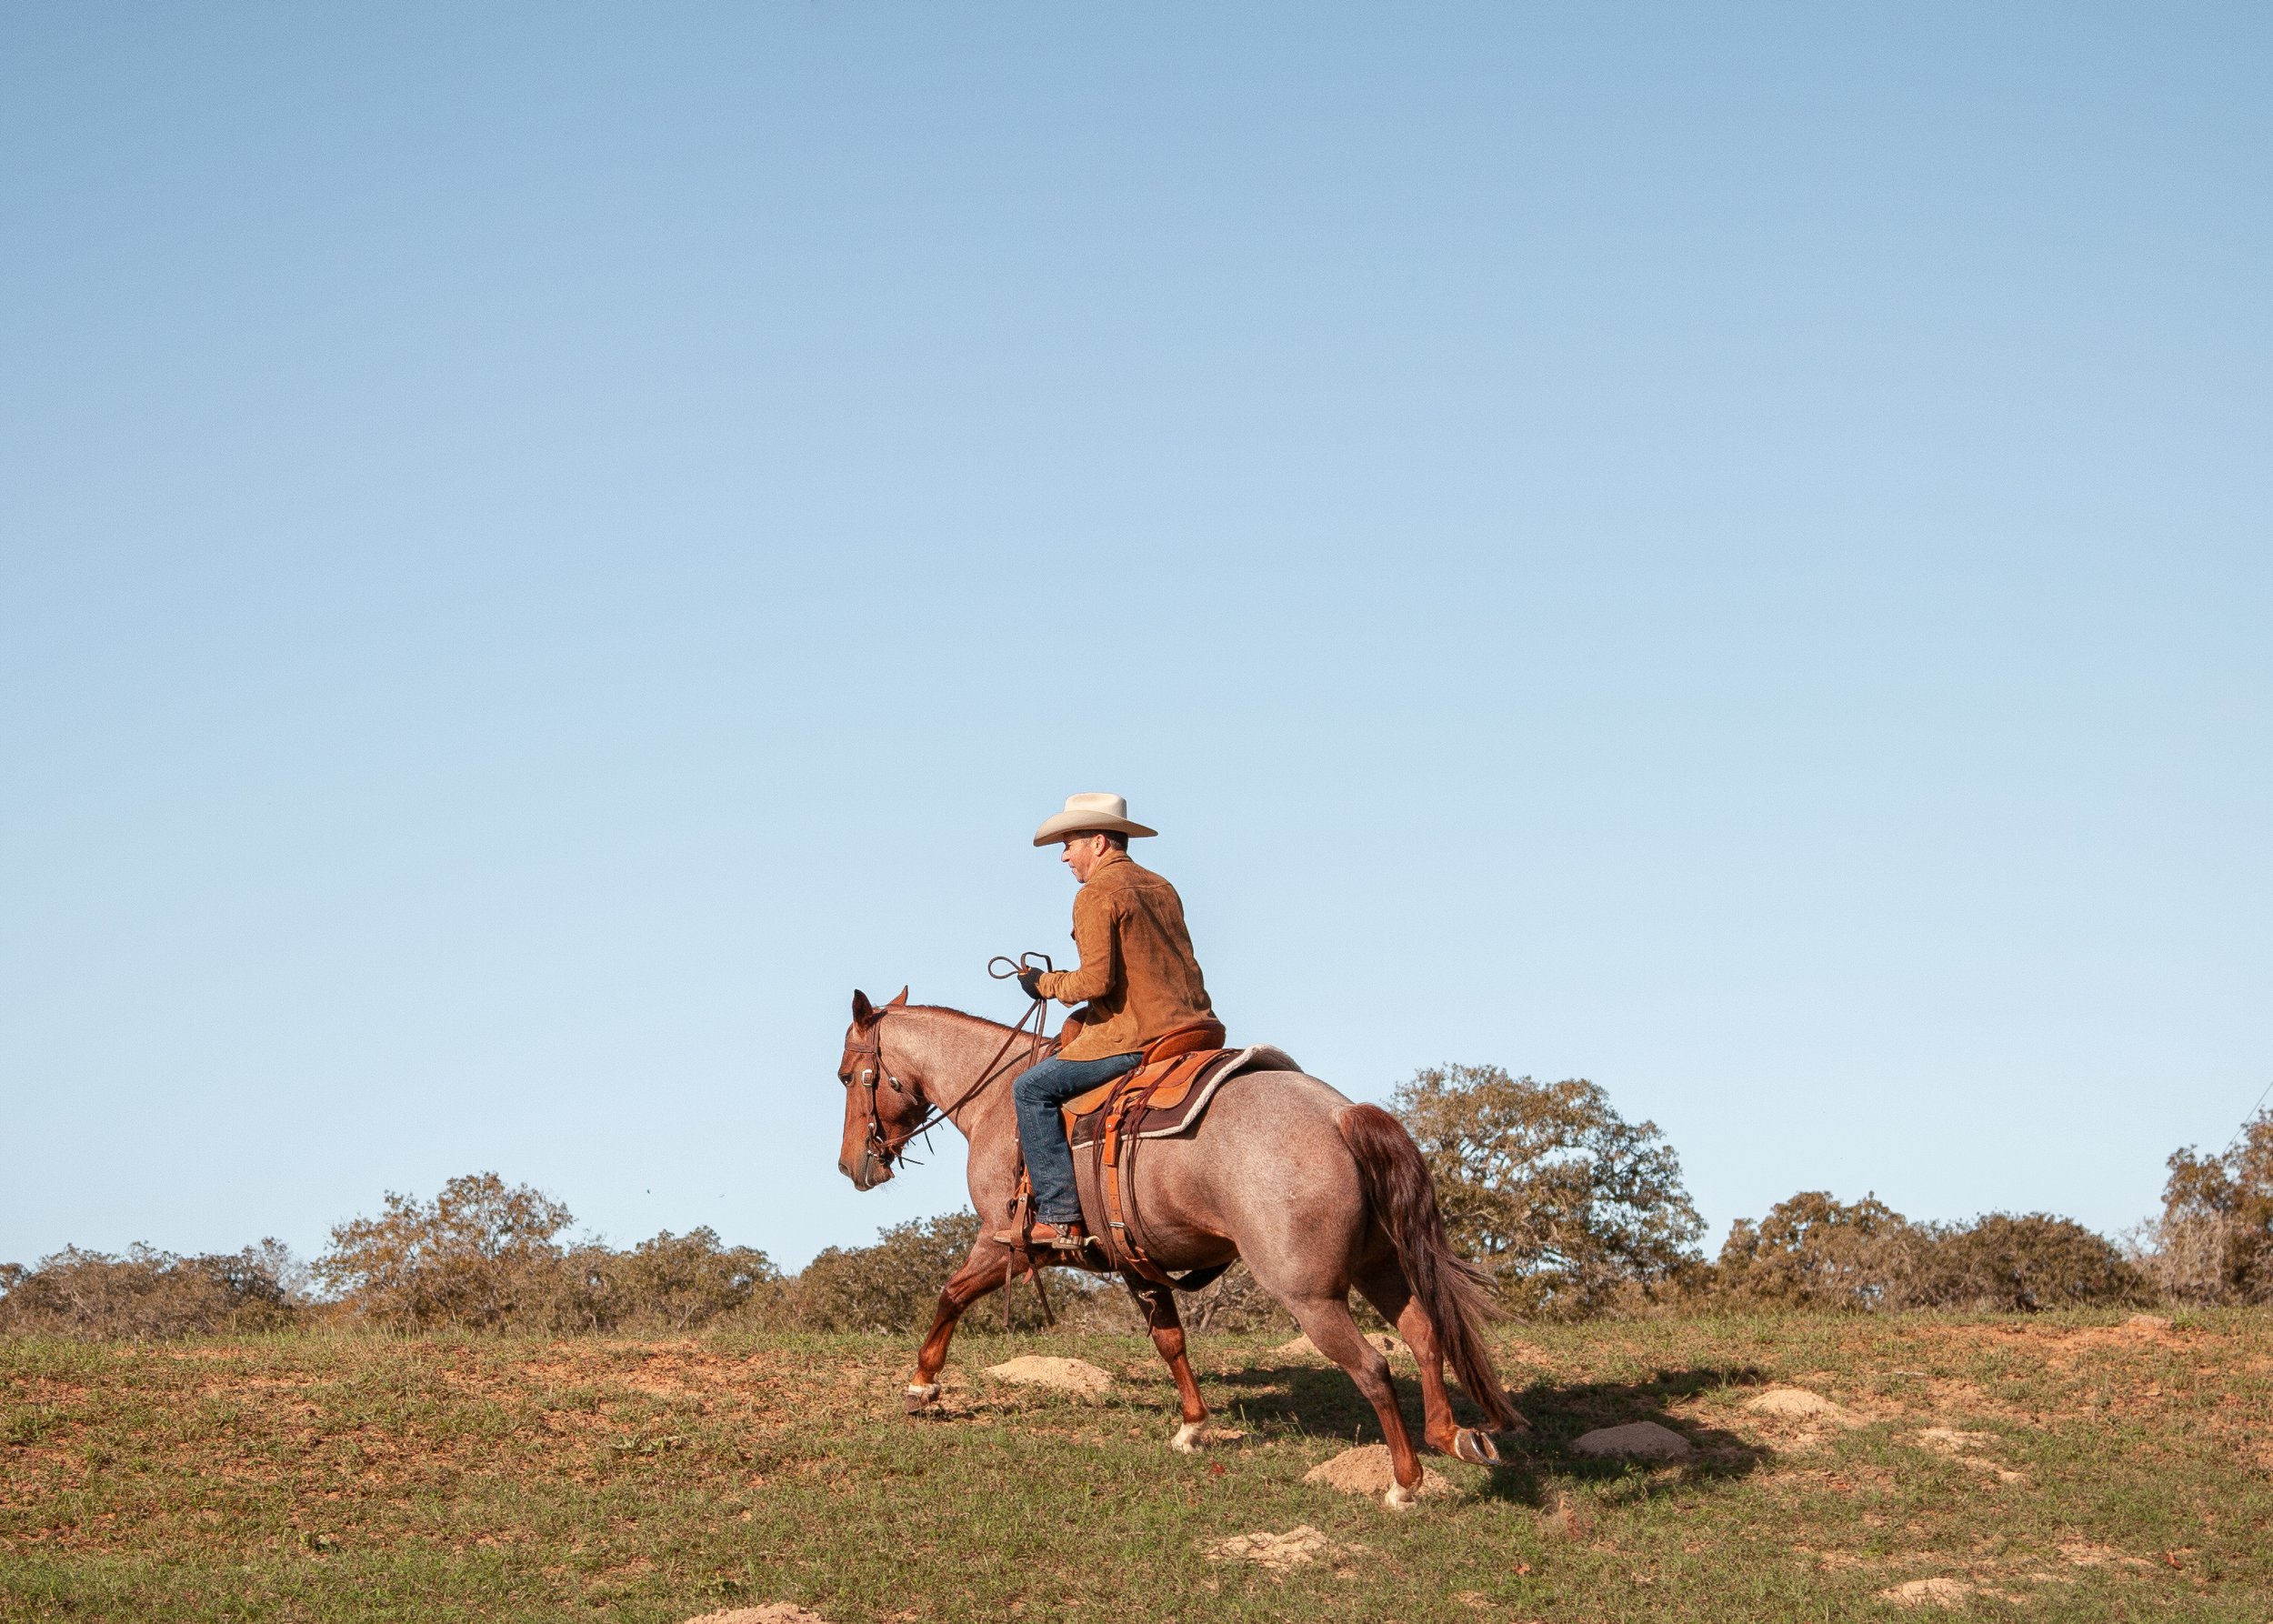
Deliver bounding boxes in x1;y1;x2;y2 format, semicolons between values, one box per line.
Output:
982;1356;1112;1397
1209;1525;1347;1570
1745;1387;1857;1424
683;1607;832;1624
1301;1444;1451;1500
1273;1332;1405;1361
1877;1578;1974;1609
1571;1421;1692;1461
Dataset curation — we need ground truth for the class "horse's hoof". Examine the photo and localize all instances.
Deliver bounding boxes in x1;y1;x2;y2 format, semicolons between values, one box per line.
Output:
1453;1428;1501;1465
903;1383;942;1414
1170;1421;1205;1453
1382;1480;1420;1510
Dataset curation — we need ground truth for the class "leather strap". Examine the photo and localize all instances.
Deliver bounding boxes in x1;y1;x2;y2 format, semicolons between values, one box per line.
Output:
1091;1048;1221;1289
999;1166;1057;1328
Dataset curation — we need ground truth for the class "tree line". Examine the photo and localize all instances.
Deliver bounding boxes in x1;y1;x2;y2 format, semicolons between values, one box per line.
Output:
5;1068;2268;1339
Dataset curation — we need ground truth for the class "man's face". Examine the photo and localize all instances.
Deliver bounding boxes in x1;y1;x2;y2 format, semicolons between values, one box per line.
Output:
1060;834;1109;881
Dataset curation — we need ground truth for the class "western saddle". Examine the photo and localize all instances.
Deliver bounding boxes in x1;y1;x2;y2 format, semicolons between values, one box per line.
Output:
1006;1018;1241;1296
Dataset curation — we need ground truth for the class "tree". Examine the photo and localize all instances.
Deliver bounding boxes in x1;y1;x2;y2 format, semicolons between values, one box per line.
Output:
2138;1109;2273;1305
316;1172;574;1328
1718;1191;1909;1309
1392;1065;1703;1317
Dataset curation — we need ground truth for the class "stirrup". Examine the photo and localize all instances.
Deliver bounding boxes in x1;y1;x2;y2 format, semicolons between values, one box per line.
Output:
996;1218;1090;1250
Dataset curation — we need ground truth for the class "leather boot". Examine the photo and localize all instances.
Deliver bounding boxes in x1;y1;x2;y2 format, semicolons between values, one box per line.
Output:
997;1218;1091;1250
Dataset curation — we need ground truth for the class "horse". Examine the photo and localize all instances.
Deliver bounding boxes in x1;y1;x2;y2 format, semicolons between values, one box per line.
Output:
831;987;1523;1506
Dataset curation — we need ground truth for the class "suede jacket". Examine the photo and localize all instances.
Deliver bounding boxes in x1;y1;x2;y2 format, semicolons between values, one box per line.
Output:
1033;849;1216;1062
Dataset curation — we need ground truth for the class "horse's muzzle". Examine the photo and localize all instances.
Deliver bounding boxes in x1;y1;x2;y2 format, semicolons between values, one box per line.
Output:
839;1150;895;1191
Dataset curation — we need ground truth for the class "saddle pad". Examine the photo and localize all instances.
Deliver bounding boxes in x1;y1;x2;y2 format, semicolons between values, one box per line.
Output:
1065;1043;1301;1151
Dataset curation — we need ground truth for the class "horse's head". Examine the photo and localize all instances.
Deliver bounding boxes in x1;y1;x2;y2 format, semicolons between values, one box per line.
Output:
836;986;921;1191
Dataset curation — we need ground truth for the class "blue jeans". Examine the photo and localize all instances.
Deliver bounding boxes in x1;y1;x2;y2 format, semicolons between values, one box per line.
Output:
1014;1051;1141;1224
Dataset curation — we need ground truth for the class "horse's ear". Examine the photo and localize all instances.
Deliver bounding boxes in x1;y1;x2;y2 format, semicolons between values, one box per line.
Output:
886;986;909;1007
851;988;876;1027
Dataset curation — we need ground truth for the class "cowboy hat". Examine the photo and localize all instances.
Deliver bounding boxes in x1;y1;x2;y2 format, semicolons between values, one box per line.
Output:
1032;792;1158;847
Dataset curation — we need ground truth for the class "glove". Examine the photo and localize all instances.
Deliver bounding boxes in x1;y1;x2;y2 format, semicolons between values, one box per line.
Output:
1016;967;1045;1000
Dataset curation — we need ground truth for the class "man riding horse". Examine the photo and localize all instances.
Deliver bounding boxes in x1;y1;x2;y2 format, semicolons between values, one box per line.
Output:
1005;792;1217;1251
831;792;1522;1501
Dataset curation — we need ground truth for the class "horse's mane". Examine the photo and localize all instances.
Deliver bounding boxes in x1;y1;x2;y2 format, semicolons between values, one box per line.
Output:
892;1002;1020;1037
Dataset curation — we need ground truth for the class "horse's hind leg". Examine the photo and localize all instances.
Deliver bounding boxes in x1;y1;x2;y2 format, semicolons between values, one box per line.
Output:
1353;1257;1499;1465
905;1248;1013;1412
1285;1294;1428;1507
1126;1278;1208;1449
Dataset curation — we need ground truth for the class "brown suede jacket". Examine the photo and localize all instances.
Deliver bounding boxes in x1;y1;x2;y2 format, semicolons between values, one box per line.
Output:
1033;849;1216;1062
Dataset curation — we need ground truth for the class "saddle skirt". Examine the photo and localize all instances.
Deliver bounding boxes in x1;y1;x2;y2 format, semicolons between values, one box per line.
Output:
1062;1043;1302;1151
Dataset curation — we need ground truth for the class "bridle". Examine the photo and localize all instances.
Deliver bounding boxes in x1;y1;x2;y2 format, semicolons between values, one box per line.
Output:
840;957;1056;1171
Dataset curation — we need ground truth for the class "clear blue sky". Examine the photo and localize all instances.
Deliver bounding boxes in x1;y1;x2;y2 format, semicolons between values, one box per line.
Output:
4;4;2267;1273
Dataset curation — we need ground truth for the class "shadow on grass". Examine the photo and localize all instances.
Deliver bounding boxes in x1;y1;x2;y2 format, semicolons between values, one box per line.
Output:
1211;1358;1774;1506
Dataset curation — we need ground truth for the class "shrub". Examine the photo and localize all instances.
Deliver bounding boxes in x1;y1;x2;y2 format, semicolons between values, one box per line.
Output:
1718;1193;2146;1312
1392;1065;1704;1317
2134;1109;2273;1305
0;1241;301;1339
1900;1212;2146;1311
788;1211;1089;1334
552;1229;784;1333
791;1211;980;1333
317;1173;779;1332
1717;1191;1910;1310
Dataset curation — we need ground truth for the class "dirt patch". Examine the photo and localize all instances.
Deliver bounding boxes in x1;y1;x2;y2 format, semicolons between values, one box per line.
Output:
1914;1426;1991;1451
1208;1525;1351;1571
1302;1444;1452;1500
1877;1577;1975;1609
1908;1428;2024;1482
2058;1540;2152;1570
981;1357;1112;1398
683;1607;832;1624
1925;1316;2191;1364
510;1347;756;1400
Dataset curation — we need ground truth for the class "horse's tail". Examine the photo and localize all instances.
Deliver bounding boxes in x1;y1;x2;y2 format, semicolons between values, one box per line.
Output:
1335;1103;1520;1432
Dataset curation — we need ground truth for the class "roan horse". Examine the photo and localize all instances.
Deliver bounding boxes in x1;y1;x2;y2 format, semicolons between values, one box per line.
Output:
833;987;1523;1506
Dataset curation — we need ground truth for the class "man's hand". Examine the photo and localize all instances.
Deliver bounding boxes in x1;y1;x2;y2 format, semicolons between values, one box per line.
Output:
1016;967;1045;1001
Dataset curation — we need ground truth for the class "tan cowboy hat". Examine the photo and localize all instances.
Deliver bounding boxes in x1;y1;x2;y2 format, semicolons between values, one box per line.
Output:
1032;792;1158;847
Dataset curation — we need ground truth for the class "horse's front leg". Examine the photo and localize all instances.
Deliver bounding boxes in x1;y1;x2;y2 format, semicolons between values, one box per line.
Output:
906;1246;1014;1412
1126;1278;1208;1449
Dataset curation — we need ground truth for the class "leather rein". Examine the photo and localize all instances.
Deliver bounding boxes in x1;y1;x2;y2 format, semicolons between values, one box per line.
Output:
844;960;1055;1169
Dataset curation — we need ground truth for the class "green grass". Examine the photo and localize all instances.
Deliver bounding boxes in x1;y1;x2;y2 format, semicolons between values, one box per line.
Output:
2;1310;2268;1621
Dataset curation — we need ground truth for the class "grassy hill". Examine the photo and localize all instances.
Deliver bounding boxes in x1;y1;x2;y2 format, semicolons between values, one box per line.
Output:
4;1310;2268;1621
